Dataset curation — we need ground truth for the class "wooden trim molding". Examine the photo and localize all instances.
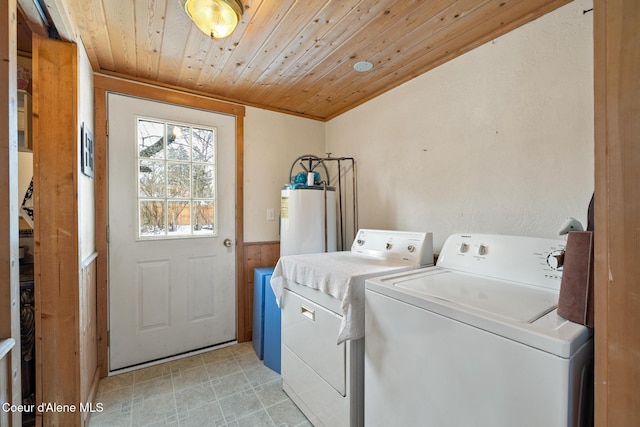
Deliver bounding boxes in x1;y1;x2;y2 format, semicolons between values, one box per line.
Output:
0;339;15;360
594;1;640;425
33;34;82;426
94;87;109;378
0;340;16;427
593;1;608;425
93;75;246;376
94;70;321;122
235;114;248;342
93;73;245;117
1;1;21;425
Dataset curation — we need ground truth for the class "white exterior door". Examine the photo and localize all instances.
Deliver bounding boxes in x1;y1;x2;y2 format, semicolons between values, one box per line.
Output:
107;93;236;370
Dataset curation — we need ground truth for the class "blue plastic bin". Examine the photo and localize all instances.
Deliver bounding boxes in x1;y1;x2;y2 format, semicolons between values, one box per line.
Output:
252;267;281;373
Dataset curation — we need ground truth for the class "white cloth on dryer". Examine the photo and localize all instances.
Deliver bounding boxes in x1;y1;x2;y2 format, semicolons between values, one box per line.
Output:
270;251;410;344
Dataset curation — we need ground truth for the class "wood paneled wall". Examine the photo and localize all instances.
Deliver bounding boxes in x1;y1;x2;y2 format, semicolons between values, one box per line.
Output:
80;253;99;426
33;35;99;426
239;242;280;341
594;1;640;425
34;34;79;426
0;339;16;426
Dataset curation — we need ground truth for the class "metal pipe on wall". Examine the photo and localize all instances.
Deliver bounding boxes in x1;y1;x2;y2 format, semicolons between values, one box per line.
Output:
317;154;357;251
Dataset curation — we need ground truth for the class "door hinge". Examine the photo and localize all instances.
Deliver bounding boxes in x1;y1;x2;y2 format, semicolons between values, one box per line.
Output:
106;225;110;243
106;119;109;136
107;330;110;346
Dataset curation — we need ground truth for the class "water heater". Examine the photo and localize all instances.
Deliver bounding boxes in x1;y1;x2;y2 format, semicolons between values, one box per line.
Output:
280;186;337;256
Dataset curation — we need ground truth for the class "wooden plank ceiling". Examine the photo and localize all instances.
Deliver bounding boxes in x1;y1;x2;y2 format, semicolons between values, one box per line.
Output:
54;0;570;121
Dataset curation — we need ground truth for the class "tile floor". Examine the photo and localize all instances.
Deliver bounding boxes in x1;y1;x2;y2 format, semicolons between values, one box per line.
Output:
88;342;310;427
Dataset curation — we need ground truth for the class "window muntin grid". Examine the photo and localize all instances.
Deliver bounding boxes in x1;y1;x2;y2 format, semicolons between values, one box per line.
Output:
136;118;217;239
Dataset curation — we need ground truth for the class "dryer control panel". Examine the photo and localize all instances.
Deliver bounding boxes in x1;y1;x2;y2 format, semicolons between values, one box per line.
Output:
351;229;434;267
436;234;566;291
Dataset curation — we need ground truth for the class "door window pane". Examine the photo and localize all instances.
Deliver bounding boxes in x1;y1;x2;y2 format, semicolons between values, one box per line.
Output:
136;117;217;239
167;124;190;161
193;164;215;198
138;120;165;159
167;163;191;197
192;128;215;163
168;201;191;236
139;160;166;198
139;201;165;236
194;201;215;235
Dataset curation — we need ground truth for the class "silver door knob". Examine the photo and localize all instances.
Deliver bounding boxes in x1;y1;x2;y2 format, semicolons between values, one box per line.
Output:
223;238;233;247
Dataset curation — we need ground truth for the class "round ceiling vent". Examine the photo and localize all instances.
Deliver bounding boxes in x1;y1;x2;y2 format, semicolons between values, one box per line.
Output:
353;61;373;72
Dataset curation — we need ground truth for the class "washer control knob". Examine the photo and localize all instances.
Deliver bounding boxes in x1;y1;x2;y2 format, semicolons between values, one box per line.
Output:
407;245;415;253
547;250;565;270
477;244;488;256
459;243;469;253
357;239;364;246
385;243;392;250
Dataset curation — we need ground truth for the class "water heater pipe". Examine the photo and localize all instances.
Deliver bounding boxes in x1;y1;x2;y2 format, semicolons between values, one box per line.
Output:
323;181;328;252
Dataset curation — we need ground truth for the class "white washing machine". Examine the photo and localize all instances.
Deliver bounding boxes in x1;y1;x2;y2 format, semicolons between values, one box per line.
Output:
364;234;594;427
270;229;434;427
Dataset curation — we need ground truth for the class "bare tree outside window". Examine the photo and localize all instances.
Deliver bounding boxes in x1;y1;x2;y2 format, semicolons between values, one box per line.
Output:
137;118;217;238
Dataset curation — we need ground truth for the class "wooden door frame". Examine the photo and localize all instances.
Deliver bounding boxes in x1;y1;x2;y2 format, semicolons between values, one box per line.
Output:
94;74;246;377
0;0;22;425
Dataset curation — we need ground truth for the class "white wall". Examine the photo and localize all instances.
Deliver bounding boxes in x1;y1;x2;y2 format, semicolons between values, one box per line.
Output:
326;0;594;252
77;40;95;260
17;153;32;209
244;107;325;242
17;56;34;256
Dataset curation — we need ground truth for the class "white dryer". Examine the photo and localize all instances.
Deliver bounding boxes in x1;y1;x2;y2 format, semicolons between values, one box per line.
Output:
270;229;434;427
364;234;593;427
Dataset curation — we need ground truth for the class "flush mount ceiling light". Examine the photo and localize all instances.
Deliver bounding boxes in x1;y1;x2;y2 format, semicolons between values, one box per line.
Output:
353;60;373;72
180;0;243;39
